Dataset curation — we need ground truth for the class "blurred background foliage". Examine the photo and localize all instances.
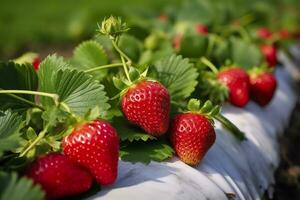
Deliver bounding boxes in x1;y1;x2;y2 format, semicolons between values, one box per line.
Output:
0;0;181;59
0;0;299;59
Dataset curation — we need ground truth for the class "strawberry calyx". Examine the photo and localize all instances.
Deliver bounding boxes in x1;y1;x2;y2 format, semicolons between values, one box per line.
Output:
248;65;273;78
186;99;220;121
113;67;157;99
185;99;246;141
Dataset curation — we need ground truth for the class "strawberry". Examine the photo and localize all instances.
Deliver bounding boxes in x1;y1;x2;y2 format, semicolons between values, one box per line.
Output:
170;99;217;165
172;34;183;50
32;57;41;71
158;14;168;22
121;80;170;136
260;44;277;67
217;67;250;107
249;68;277;106
195;23;208;35
256;27;272;39
63;119;119;186
26;153;92;199
278;28;290;40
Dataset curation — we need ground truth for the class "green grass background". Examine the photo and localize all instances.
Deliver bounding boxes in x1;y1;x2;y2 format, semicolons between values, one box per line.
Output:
0;0;181;59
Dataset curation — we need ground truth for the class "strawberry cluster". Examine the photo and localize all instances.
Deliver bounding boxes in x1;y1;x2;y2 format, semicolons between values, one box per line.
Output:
1;0;299;198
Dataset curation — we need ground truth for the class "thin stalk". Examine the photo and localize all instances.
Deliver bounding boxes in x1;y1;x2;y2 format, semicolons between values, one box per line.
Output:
206;35;216;57
112;40;132;63
19;124;49;157
0;90;59;105
84;63;123;73
200;57;219;74
4;93;44;110
120;56;131;83
214;114;246;141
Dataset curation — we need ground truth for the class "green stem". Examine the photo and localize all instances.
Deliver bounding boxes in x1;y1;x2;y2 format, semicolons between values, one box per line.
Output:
112;40;132;63
0;90;59;105
120;56;132;83
230;26;251;42
214;114;246;141
19;125;49;157
200;57;219;74
84;63;124;73
206;35;216;57
4;93;44;110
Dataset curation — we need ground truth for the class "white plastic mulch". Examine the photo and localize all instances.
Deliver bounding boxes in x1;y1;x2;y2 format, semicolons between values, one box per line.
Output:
90;65;297;200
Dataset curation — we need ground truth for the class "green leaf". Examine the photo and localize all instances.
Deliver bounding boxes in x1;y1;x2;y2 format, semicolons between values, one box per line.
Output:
0;171;45;200
0;62;38;111
41;106;69;128
112;117;156;142
154;55;198;100
118;34;143;62
0;110;24;156
179;33;208;58
25;127;37;141
230;37;262;68
120;139;174;164
71;40;108;80
187;99;200;111
128;67;140;82
41;69;110;117
38;55;72;107
112;77;128;91
72;40;108;68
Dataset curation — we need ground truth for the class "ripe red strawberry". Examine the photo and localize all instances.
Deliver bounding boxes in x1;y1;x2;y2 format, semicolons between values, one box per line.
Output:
256;27;272;39
158;14;168;22
170;113;216;165
278;29;290;40
63;119;119;185
249;70;277;106
121;80;170;136
172;34;183;50
260;44;277;67
217;68;250;107
195;23;208;35
26;153;92;199
32;57;41;71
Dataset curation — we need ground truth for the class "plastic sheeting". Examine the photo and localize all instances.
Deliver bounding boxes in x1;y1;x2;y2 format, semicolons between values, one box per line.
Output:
89;67;297;200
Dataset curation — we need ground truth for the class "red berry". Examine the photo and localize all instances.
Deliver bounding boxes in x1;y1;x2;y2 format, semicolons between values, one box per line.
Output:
170;113;216;165
26;153;92;199
63;120;119;186
121;80;170;136
195;23;208;35
158;15;168;22
172;34;183;50
260;44;277;67
250;72;277;106
32;57;41;71
256;27;272;39
278;29;290;40
217;68;250;107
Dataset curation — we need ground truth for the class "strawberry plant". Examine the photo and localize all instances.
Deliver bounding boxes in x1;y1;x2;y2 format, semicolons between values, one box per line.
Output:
1;0;299;196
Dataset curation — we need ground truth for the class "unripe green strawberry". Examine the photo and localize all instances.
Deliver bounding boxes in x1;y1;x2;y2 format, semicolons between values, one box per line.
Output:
63;120;119;186
121;80;170;136
26;153;93;199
